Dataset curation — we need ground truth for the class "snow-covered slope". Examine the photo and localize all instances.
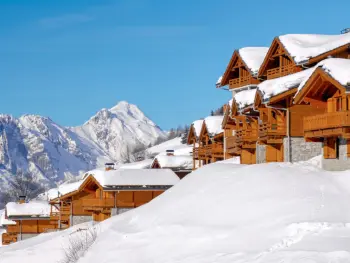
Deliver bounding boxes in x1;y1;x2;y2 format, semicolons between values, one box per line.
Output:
0;101;166;206
2;161;350;263
146;137;192;157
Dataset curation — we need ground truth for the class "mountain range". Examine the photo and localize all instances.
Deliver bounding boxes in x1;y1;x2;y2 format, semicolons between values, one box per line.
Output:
0;101;167;203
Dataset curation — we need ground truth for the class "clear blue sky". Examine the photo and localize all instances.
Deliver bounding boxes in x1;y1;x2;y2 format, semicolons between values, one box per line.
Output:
1;0;349;130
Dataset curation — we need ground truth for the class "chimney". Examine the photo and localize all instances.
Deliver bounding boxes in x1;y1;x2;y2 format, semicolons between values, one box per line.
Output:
166;150;174;156
105;162;115;171
18;196;26;204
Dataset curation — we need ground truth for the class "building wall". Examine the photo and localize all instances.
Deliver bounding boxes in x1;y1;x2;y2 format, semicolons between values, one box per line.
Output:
17;233;39;241
283;137;322;163
256;144;266;164
322;138;350;171
71;215;93;226
111;208;133;216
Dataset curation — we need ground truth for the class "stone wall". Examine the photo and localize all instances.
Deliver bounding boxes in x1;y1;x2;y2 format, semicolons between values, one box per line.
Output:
111;208;133;216
322;138;350;171
17;233;39;241
283;137;322;163
256;144;266;164
71;215;93;226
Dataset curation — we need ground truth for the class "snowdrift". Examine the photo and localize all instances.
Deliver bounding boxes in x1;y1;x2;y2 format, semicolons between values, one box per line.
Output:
2;162;350;263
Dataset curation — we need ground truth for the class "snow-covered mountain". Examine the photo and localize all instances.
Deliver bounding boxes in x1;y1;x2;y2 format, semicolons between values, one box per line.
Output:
0;101;167;200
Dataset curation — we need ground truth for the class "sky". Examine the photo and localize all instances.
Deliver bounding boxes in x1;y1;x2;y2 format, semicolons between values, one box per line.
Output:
0;0;350;130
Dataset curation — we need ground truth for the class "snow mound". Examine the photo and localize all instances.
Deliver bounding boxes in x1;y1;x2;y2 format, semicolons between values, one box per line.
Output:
3;162;350;263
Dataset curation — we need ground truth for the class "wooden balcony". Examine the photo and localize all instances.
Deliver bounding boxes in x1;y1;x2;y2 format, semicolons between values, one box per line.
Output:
267;64;299;80
198;147;206;158
242;128;258;149
304;111;350;138
229;75;257;89
259;123;286;143
193;148;199;159
226;136;242;155
2;233;17;245
82;199;115;211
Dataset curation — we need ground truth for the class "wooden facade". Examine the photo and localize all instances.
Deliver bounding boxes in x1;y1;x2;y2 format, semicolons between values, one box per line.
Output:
198;121;224;166
187;123;201;170
220;50;260;89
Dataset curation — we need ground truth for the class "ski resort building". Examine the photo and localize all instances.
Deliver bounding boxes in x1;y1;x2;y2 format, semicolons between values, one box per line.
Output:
197;116;225;166
2;198;58;245
151;154;192;179
187;119;204;170
294;58;350;170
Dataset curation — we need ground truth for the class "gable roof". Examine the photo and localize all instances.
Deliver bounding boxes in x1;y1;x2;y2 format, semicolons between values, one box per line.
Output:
203;116;224;137
220;47;268;86
83;169;180;188
47;180;83;201
279;33;350;64
257;67;314;103
6;201;52;218
152;155;192;171
294;58;350;103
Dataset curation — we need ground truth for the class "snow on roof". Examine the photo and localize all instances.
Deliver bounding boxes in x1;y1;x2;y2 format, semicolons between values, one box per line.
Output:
296;58;350;96
192;120;204;138
153;155;193;170
216;76;223;86
6;201;51;218
204;116;224;136
0;210;16;226
233;88;257;110
117;159;153;169
238;47;269;75
86;169;180;187
258;67;314;102
279;32;350;64
47;180;83;201
146;137;192;156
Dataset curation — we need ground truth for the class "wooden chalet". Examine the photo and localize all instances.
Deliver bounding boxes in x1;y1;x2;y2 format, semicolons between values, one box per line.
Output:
258;32;350;80
187;119;204;170
72;169;179;222
294;58;350;169
198;116;225;165
2;198;58;245
151;154;192;179
218;47;268;90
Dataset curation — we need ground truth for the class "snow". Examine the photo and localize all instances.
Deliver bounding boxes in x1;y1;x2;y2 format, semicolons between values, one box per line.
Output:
85;168;180;187
46;180;83;201
238;47;269;75
296;58;350;96
233;88;257;110
6;201;51;218
3;161;350;263
146;137;192;157
216;76;223;85
279;32;350;64
0;210;16;226
117;159;153;169
192;120;204;138
204;116;224;136
153;155;193;170
258;67;314;101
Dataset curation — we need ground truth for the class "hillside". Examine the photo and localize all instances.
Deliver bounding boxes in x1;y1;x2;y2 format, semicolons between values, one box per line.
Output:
0;101;167;207
2;161;350;263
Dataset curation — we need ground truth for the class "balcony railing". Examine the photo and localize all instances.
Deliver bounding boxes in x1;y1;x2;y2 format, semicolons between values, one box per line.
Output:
193;148;199;159
267;64;299;80
226;136;242;154
242;128;258;141
304;111;350;136
229;75;254;89
2;233;17;245
259;123;286;139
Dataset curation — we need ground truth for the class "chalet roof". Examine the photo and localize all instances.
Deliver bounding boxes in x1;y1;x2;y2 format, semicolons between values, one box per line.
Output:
6;201;52;218
204;116;224;136
152;155;192;171
257;67;314;102
192;120;204;138
233;88;257;111
85;169;180;188
296;58;350;98
0;211;16;226
238;47;269;75
47;180;83;201
279;32;350;64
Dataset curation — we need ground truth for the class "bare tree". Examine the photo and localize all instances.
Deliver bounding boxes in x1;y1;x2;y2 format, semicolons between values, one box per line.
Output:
8;169;45;201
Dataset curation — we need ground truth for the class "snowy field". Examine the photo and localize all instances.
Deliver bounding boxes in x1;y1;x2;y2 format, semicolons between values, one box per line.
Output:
2;161;350;263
